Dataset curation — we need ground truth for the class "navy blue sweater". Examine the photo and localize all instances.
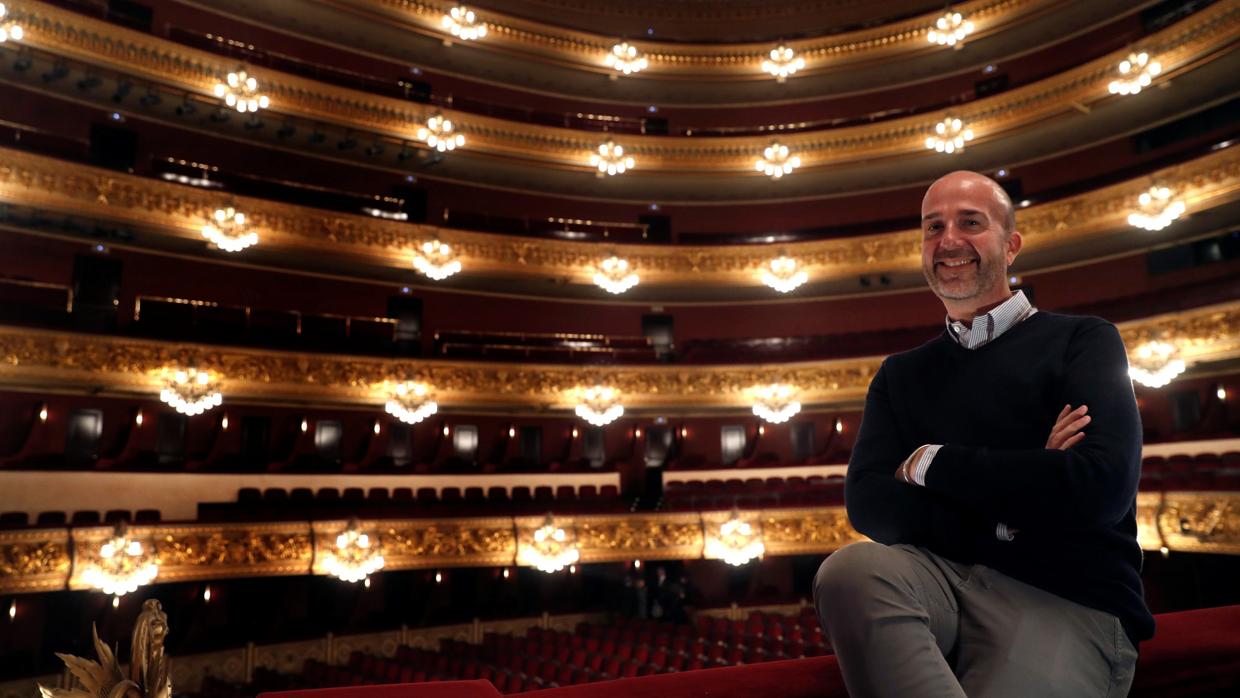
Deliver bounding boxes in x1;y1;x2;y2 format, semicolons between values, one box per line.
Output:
845;311;1155;646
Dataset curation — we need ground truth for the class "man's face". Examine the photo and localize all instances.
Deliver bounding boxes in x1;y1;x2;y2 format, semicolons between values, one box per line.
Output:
920;175;1017;303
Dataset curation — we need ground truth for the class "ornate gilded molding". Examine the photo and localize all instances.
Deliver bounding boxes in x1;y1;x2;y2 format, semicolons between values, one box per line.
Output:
1;302;1239;410
1;493;1235;595
1;145;1237;290
1156;492;1240;555
5;0;1238;171
353;0;1031;75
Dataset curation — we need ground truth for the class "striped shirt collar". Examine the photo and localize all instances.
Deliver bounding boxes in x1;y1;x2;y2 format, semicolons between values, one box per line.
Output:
945;290;1037;350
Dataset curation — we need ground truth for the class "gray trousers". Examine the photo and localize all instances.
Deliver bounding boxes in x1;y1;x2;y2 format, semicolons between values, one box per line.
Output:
813;542;1137;698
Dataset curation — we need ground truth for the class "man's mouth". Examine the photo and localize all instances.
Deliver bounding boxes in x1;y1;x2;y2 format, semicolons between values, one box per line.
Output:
935;257;978;269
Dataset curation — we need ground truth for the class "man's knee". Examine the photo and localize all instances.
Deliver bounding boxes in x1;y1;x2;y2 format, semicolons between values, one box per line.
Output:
816;541;901;595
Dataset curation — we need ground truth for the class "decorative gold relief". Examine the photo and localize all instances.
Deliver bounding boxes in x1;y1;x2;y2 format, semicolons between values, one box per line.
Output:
0;530;71;593
379;518;516;567
760;508;865;555
1158;493;1240;555
574;513;704;562
0;497;1236;594
6;0;1238;170
2;146;1240;289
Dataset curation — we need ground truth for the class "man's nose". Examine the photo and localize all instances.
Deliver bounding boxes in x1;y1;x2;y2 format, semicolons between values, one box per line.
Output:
938;222;967;248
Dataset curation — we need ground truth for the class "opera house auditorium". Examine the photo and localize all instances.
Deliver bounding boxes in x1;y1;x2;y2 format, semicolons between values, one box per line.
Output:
0;0;1238;696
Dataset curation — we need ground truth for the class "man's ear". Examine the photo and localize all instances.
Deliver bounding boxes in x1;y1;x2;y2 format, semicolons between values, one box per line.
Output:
1006;230;1023;265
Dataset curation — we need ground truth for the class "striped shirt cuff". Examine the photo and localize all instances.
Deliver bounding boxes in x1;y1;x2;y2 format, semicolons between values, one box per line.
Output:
910;444;941;486
996;523;1016;542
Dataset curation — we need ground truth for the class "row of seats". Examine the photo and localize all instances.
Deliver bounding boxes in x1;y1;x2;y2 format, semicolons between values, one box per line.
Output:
200;610;831;696
197;485;627;522
0;508;160;530
1140;453;1240;491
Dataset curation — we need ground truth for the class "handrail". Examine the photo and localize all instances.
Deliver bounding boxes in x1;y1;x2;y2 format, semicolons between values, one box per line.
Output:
0;277;74;312
133;294;397;338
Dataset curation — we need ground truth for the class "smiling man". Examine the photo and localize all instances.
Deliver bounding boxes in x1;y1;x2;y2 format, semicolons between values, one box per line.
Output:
812;171;1153;697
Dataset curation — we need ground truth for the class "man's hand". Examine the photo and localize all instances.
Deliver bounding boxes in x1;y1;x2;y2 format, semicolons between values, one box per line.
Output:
1047;404;1090;450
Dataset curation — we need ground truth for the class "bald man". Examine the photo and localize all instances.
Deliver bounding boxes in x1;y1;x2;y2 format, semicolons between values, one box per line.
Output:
813;172;1152;697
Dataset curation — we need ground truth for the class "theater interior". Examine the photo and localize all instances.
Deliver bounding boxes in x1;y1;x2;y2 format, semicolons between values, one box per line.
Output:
0;0;1238;695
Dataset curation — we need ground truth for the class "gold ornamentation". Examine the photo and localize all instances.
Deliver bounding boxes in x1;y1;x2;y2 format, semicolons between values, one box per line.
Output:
38;599;171;698
1158;493;1240;554
0;532;71;592
0;497;1236;593
7;1;1237;171
1;146;1238;289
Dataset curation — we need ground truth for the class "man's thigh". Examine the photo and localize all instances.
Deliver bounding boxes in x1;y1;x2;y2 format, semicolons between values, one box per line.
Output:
953;565;1138;698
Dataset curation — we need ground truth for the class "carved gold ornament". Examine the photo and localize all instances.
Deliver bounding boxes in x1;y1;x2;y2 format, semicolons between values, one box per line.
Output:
0;2;23;43
605;42;648;75
1127;185;1186;231
385;381;438;424
201;206;258;252
212;68;269;114
756;142;802;179
1109;51;1163;96
39;599;171;698
927;10;975;47
752;383;802;424
761;45;805;81
159;367;223;416
926;116;974;154
412;240;463;280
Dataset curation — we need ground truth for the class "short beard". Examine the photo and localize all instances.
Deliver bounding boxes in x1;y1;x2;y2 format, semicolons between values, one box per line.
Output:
922;257;1005;301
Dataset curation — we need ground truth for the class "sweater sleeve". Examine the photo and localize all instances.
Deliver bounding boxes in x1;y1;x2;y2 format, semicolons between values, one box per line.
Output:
922;319;1142;529
846;360;932;544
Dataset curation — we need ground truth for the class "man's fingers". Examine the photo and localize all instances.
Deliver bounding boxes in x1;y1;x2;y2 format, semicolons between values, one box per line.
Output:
1057;404;1071;421
1061;432;1086;449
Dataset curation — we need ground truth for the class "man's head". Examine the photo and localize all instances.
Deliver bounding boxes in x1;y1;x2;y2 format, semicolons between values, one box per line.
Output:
920;171;1022;317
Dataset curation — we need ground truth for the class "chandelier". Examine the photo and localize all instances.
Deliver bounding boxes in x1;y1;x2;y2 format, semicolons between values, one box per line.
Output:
322;520;385;583
925;116;974;154
760;256;809;293
752;383;801;424
575;385;624;426
761;45;804;81
519;515;580;573
413;240;463;280
202;206;259;252
606;42;648;75
385;381;439;424
1129;340;1186;389
705;512;765;566
160;367;223;416
1127;185;1186;231
592;256;639;294
416;114;465;152
756;142;801;179
81;525;159;597
0;3;23;43
442;5;487;41
590;139;634;176
1108;51;1162;96
212;68;269;114
927;10;974;46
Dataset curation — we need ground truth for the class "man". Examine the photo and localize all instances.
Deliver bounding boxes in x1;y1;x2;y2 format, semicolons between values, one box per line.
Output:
813;171;1152;697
